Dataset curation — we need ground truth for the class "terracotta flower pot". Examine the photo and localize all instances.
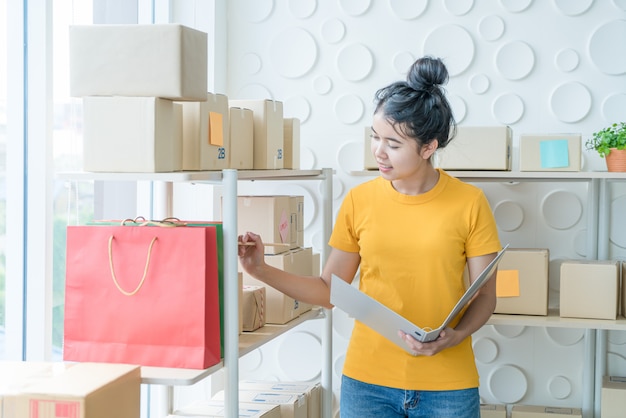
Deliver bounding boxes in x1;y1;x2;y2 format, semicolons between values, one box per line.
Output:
605;148;626;172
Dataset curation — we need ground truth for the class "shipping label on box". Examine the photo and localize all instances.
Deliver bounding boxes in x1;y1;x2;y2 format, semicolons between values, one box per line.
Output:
239;381;321;418
180;93;230;170
560;260;620;320
83;97;182;173
519;134;581;172
214;390;306;418
229;99;284;169
495;249;549;315
511;405;582;417
435;126;511;170
242;285;266;332
171;399;281;418
70;24;207;101
229;107;254;170
283;118;301;169
601;375;626;418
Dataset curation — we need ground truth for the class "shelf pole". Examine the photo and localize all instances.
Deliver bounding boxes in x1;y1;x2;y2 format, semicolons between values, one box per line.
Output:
321;168;333;418
222;169;239;418
583;329;596;418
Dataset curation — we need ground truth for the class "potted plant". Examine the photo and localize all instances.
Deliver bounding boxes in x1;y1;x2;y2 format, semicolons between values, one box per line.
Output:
585;122;626;172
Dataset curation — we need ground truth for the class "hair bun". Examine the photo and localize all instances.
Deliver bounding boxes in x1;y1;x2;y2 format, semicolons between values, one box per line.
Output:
406;56;449;93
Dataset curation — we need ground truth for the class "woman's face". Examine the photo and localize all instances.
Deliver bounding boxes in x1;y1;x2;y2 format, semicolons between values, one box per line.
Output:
370;112;437;187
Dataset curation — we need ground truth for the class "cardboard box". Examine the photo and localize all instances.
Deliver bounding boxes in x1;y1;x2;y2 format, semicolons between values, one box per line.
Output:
290;195;305;248
69;24;207;101
180;93;230;170
601;375;626;418
239;381;321;418
235;196;295;254
242;248;313;324
560;260;620;320
242;285;266;332
312;252;320;276
229;107;254;169
519;134;581;172
511;405;582;417
170;399;281;418
3;363;140;418
494;249;549;315
480;403;506;418
363;126;378;170
435;126;511;170
229;99;284;169
213;390;307;418
284;118;301;169
82;96;182;173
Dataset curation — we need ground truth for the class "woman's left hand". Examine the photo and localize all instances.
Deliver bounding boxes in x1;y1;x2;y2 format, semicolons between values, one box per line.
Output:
398;328;463;356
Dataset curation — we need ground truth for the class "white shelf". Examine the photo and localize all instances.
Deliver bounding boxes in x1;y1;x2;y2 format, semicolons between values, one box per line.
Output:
140;308;324;386
351;170;626;182
487;310;626;330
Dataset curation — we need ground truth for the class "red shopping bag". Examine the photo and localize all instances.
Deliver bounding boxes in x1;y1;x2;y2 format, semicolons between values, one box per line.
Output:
63;224;221;369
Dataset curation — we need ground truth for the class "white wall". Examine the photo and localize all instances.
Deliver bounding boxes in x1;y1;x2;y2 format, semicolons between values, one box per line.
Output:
171;1;626;417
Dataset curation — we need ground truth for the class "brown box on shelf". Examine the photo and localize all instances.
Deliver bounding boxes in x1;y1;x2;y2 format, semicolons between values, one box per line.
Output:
241;248;313;324
363;126;378;170
3;362;140;418
235;195;295;254
242;285;266;332
494;248;549;316
82;97;182;173
229;99;284;169
290;195;304;248
560;260;620;320
435;126;511;171
511;405;582;417
239;380;321;418
213;390;307;418
283;118;301;169
601;375;626;418
229;106;254;170
519;134;582;172
480;403;506;418
171;400;281;417
69;24;207;101
179;92;230;171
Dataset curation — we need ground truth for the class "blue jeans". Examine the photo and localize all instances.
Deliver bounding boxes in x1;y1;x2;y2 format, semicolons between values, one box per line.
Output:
340;375;480;418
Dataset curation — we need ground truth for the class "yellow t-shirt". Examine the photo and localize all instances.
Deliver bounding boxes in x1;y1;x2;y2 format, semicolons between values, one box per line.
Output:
329;169;501;390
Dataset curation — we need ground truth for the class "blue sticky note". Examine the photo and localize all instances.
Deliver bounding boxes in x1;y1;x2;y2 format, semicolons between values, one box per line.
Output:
540;139;569;168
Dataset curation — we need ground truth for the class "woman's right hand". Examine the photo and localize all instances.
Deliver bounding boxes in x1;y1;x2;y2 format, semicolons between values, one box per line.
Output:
237;231;266;276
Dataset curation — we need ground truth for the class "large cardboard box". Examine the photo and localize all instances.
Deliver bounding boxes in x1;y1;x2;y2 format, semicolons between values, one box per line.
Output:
229;99;284;169
519;134;581;172
242;285;266;332
601;375;626;418
435;126;512;170
560;260;620;320
283;118;301;169
480;403;506;418
82;96;182;172
213;390;306;418
235;196;296;254
170;399;281;418
229;107;254;169
494;249;549;315
239;381;321;418
180;93;230;170
3;363;140;418
511;405;582;417
363;126;378;170
69;24;207;101
242;248;313;324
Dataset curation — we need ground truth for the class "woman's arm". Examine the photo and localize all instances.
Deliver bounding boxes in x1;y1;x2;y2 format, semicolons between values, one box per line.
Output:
238;231;361;309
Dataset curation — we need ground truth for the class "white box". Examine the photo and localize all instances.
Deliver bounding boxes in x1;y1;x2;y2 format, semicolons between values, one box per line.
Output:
480;403;506;418
239;381;321;418
229;99;284;169
180;93;230;170
511;405;582;417
560;260;620;320
495;249;549;316
82;96;182;172
520;134;582;171
435;126;511;170
213;390;306;418
170;400;281;418
229;107;254;169
70;24;207;101
601;375;626;418
283;118;301;169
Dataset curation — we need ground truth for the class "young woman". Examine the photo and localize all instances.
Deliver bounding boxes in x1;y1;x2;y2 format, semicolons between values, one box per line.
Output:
238;56;502;418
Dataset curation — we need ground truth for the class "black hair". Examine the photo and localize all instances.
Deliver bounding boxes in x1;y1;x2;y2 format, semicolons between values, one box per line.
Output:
374;56;456;150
